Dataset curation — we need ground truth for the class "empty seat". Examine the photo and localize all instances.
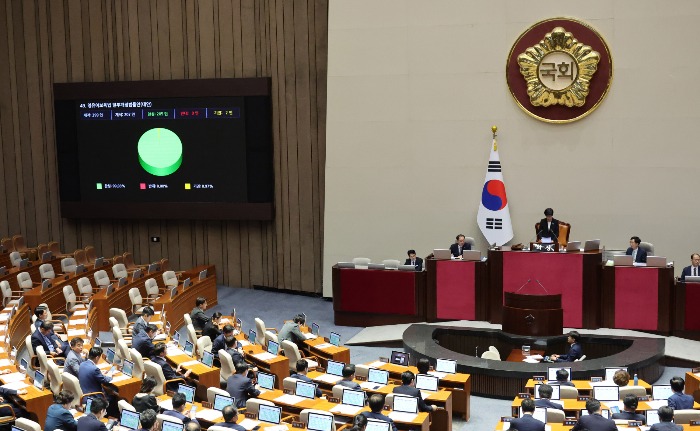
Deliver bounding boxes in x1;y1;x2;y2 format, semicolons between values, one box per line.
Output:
9;252;22;268
61;257;78;273
382;259;401;269
128;288;147;314
74;249;88;266
77;277;94;297
84;246;98;263
39;263;56;279
63;285;86;313
144;278;160;300
162;271;178;288
480;351;500;360
16;272;35;291
94;270;110;287
0;281;20;307
112;263;128;279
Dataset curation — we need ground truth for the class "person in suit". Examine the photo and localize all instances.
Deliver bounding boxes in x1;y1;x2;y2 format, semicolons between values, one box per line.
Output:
537;208;559;242
404;250;423;271
132;307;154;335
132;324;157;358
392;370;437;412
612;369;630;386
138;409;158;431
337;364;362;391
185;423;201;431
151;343;192;392
217;405;246;431
291;359;322;397
548;368;575;387
362;394;397;431
45;390;78;431
0;382;28;418
650;406;683;431
509;398;545;431
350;414;367;431
226;361;260;408
551;331;583;362
33;307;70;355
611;394;646;424
212;324;235;360
76;396;108;431
32;321;67;359
680;253;700;280
78;347;112;395
626;236;648;263
132;377;159;414
571;398;616;431
190;297;210;331
534;384;563;410
416;358;430;375
64;337;85;378
277;314;307;349
203;312;223;341
162;392;199;425
224;336;245;364
449;234;471;257
668;376;695;409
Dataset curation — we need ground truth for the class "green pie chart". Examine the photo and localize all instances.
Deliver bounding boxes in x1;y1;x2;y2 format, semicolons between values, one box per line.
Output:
137;128;183;176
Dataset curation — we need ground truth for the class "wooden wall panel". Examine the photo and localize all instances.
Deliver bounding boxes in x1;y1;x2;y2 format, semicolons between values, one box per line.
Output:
0;0;327;294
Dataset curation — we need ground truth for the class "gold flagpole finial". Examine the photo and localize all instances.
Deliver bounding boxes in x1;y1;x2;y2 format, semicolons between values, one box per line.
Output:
492;126;498;150
491;125;497;138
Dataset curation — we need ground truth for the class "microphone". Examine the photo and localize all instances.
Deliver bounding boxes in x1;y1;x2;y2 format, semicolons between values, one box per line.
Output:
515;278;532;293
531;229;544;245
534;279;550;294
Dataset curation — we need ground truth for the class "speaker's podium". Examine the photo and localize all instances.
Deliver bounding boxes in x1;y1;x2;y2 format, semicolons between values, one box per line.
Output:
502;292;563;336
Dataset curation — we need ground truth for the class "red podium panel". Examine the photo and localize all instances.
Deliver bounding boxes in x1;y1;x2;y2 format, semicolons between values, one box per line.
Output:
426;259;487;321
672;281;700;339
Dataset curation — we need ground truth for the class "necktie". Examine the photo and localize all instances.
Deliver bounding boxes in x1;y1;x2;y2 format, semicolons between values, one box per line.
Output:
412;260;415;266
695;267;697;276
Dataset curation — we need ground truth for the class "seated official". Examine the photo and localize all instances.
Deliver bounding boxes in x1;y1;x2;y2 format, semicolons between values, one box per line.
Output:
404;249;423;271
203;312;223;341
277;314;307;348
76;396;108;431
45;390;78;431
550;331;583;362
571;398;616;431
139;409;158;431
132;307;155;335
34;308;70;354
626;236;648;263
32;321;68;359
681;253;700;280
362;394;397;431
64;337;85;378
212;324;236;360
537;208;559;242
224;336;244;364
509;398;545;431
226;361;260;408
349;414;367;431
78;347;112;395
548;368;575;387
611;394;646;424
613;370;630;387
151;343;192;392
337;364;362;391
650;406;683;431
217;405;246;431
163;393;199;425
0;380;28;419
132;377;159;414
668;376;694;409
392;370;437;412
190;297;210;331
291;359;322;398
534;384;563;411
185;423;201;431
449;234;471;257
132;324;158;358
416;358;430;375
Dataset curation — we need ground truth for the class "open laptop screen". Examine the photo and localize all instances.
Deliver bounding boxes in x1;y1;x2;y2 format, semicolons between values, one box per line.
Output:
120;409;140;430
646;409;660;426
390;351;410;366
184;340;194;356
161;421;184;431
329;332;341;346
605;367;626;381
326;360;344;376
311;322;320;335
105;348;116;364
593;386;619;402
258;404;282;424
213;394;234;411
435;358;456;374
365;420;391;431
248;329;256;345
178;383;196;403
33;370;45;389
392;395;418;413
201;350;214;367
295;380;317;399
368;368;389;385
257;371;275;390
122;360;134;377
307;412;333;431
415;374;439;392
652;384;673;400
342;389;365;407
267;340;279;356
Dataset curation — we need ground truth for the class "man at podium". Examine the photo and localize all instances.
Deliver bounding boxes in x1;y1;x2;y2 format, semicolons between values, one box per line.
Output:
537;208;559;242
550;331;583;362
680;253;700;280
449;234;471;257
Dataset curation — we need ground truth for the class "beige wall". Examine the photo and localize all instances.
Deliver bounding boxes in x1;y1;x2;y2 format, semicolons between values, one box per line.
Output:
324;0;700;296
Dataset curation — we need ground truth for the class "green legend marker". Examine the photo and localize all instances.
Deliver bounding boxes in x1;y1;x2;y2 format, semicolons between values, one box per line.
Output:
137;128;183;176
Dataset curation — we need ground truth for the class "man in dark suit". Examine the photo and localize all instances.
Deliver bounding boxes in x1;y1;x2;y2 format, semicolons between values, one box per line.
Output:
132;307;154;335
362;394;397;431
611;394;646;423
572;398;616;431
151;343;191;392
551;331;583;362
548;368;575;387
509;398;545;431
218;405;245;430
34;308;70;355
534;384;563;410
537;208;559;242
650;406;683;431
78;347;112;395
680;253;700;280
226;361;260;408
337;364;362;391
32;321;67;359
212;324;236;360
392;370;437;412
668;376;694;409
626;236;648;263
190;297;210;331
132;324;157;358
162;393;198;425
76;396;108;431
291;359;322;397
404;250;423;271
449;234;471;257
138;409;158;431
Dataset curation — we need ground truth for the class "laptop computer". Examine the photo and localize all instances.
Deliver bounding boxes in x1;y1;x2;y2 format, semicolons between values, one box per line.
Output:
213;393;235;411
170;286;178;299
583;239;601;251
33;370;45;389
368;368;389;385
94;338;102;348
295;380;317;399
178;383;196;402
415;374;439;392
652;384;673;400
258;404;282;424
646;256;667;267
613;255;633;266
365;420;391;431
592;385;619;402
306;412;334;431
342;389;365;408
566;241;581;251
184;340;194;356
435;358;456;374
390;351;410;366
433;249;451;260
267;340;279;356
327;360;345;377
161;420;184;431
329;332;341;347
257;371;275;390
105;348;116;364
398;264;417;271
534;384;560;400
200;350;214;367
646;409;660;426
581;409;610;419
685;275;700;282
120;409;141;430
132;269;142;282
122;360;134;378
392;394;418;416
248;329;256;345
461;250;481;261
548;367;571;381
311;322;320;335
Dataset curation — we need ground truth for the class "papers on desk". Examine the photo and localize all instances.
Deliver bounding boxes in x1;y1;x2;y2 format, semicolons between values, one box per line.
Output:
420;390;436;399
252;352;277;361
368;361;386;368
313;343;334;350
388;411;417;422
522;357;540;363
360;381;385;390
195;409;223;421
166;347;185;356
315;374;343;384
220;318;231;324
0;314;10;323
645;400;668;409
180;360;199;367
330;404;362;415
153;334;167;341
304;333;317;340
73;310;88;316
110;374;131;383
150;321;163;326
264;426;290;431
1;381;29;391
274;394;306;405
238;339;250;347
529;354;544;360
237;418;261;430
158;399;173;411
428;371;447;379
68;329;86;337
0;359;12;367
1;372;26;383
97;362;112;370
603;400;624;411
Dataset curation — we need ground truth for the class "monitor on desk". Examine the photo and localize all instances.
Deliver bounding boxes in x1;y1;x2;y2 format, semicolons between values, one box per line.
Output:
613;255;633;266
94;338;102;347
33;370;45;389
329;332;341;347
76;264;85;274
461;250;481;261
183;277;191;290
604;367;626;381
326;360;345;377
267;340;279;356
592;386;619;402
118;277;127;287
258;404;282;424
248;329;256;345
105;348;116;364
213;393;234;411
122;360;134;377
200;350;214;368
178;383;196;403
534;384;560;400
433;249;451;260
172;331;180;345
646;409;660;426
170;286;178;299
257;371;275;390
415;374;439;392
120;409;140;430
199;269;208;280
390;351;410;366
342;389;365;407
365;420;391;431
0;267;5;276
19;358;27;372
646;256;667;267
652;384;673;400
295;380;317;399
367;368;388;385
95;257;104;267
583;239;601;251
184;340;194;357
685;276;700;282
161;420;184;431
548;367;571;381
41;280;52;291
106;284;114;296
306;412;334;431
435;358;457;374
312;322;320;335
532;407;547;423
41;251;53;262
392;394;418;413
147;263;158;274
132;269;142;281
19;258;29;268
581;409;610;419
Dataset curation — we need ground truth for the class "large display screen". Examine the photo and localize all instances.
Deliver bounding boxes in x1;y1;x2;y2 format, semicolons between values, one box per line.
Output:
54;78;273;220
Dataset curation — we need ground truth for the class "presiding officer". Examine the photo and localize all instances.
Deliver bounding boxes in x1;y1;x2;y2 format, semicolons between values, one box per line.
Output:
680;253;700;280
404;250;423;271
449;234;471;257
626;236;647;263
538;208;559;242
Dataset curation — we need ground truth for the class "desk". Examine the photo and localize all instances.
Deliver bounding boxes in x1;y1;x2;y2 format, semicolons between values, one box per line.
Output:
311;399;430;431
166;350;221;401
24;261;108;314
510;396;700;418
239;343;289;389
152;265;217;331
487;249;602;328
258;388;324;413
686;371;700;399
506;349;545;362
426;258;488;322
332;265;427;326
0;370;53;426
0;257;62;291
523;379;652;396
303;337;350;366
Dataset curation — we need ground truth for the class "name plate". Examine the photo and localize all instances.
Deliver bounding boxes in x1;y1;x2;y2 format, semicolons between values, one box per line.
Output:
328;397;340;404
628;421;643;427
533;375;545;381
590;377;603;382
530;242;559;252
689;419;700;426
577;395;590;401
245;413;257;419
518;393;531;399
564;420;577;426
292;422;305;428
283;388;292;395
501;417;513;422
637;395;649;401
356;375;367;381
692;367;700;374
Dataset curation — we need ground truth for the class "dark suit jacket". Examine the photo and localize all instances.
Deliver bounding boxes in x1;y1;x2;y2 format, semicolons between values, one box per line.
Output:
572;413;617;431
680;265;700;280
212;334;227;357
151;355;184;391
131;317;148;335
362;412;397;431
190;307;209;331
76;413;108;431
547;380;575;387
203;321;222;341
392;385;431;412
45;403;78;431
650;422;683;431
132;393;159;413
31;330;57;355
611;410;645;423
78;360;111;395
449;242;471;257
537;218;559;241
509;414;545;431
226;373;260;408
626;247;648;263
555;342;583;362
216;423;246;431
535;398;563;410
668;391;694;409
163;409;199;425
337;379;362;391
404;257;423;271
132;331;155;358
290;373;322;397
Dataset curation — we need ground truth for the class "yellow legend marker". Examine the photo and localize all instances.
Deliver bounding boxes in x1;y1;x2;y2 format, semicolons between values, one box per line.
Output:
185;183;191;190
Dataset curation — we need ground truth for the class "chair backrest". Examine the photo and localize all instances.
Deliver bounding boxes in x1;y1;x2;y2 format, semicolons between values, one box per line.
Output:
162;271;178;288
112;263;128;279
63;285;77;311
674;409;700;424
331;385;345;399
186;324;197;345
639;241;654;254
94;270;110;287
74;249;88;266
118;399;136;414
129;288;143;311
283;377;300;392
110;309;129;328
35;346;49;376
464;237;476;247
0;280;12;304
37;244;49;256
254;318;267;346
47;360;63;395
300;410;336;431
265;330;278;345
159;258;170;271
480;351;500;360
13;235;26;251
9;251;22;267
619;385;647;399
39;263;55;279
145;278;159;296
48;242;61;255
15;418;42;431
206;386;230;404
559;386;579;399
144;361;167;395
382;259;401;269
546;408;565;423
111;326;124;344
355;364;370;379
117;339;131;362
352;257;371;267
183;313;193;327
1;238;13;252
245;398;274;415
61;372;84;405
281;340;302;363
25;335;35;357
84;246;97;263
196;336;212;358
17;272;33;290
129;348;145;379
123;252;137;270
77;277;93;295
558;222;571;245
218;350;235;383
488;345;500;355
112;255;124;265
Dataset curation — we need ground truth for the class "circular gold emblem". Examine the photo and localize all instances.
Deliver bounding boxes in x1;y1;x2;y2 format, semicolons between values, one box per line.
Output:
506;18;613;123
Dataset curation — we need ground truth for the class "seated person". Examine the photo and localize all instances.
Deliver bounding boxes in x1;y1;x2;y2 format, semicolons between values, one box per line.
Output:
77;396;108;431
416;358;431;375
612;370;630;386
45;390;78;431
404;249;423;271
668;376;694;409
650;406;682;431
538;208;559;242
132;307;154;335
32;320;68;359
139;409;158;431
337;364;361;391
203;312;223;341
64;337;85;378
190;297;210;331
290;359;322;398
217;405;245;430
680;253;700;280
151;343;192;392
224;336;244;364
392;370;437;412
132;377;159;413
78;347;112;396
349;415;367;431
550;331;583;362
534;384;563;410
212;324;236;360
277;314;307;348
185;423;201;431
449;234;471;257
132;324;158;358
626;236;647;263
509;398;545;431
162;392;198;425
548;368;575;387
226;361;260;408
362;394;397;431
611;394;646;424
572;398;616;431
